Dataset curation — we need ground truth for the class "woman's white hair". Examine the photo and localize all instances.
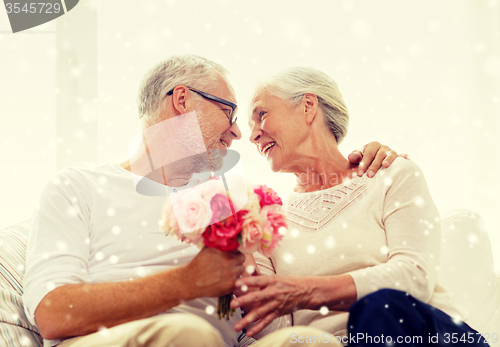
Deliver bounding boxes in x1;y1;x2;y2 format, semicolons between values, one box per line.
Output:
257;67;349;144
137;55;231;121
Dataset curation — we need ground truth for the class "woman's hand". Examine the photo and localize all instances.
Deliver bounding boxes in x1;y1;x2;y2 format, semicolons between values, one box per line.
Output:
348;141;410;177
231;274;357;336
230;275;312;336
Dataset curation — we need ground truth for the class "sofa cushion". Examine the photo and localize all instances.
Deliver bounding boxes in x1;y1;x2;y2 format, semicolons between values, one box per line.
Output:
439;209;500;337
0;221;42;346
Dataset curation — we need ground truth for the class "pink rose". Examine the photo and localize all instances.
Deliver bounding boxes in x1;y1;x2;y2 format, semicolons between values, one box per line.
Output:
239;215;264;254
160;199;180;236
259;205;286;256
172;189;212;235
200;178;225;202
209;194;235;224
254;185;283;208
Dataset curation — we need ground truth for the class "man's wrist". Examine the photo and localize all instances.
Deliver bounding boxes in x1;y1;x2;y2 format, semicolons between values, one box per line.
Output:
164;265;198;302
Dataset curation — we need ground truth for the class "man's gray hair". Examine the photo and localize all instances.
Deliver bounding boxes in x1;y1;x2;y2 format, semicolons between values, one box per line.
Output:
137;55;230;120
256;67;349;144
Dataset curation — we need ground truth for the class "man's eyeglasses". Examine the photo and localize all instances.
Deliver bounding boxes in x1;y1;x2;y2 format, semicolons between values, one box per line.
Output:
167;86;238;125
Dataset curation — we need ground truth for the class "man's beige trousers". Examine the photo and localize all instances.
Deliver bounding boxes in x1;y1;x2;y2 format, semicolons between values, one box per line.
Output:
57;313;340;347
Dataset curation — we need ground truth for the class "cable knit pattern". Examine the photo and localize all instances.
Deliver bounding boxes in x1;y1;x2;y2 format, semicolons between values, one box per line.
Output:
285;176;368;232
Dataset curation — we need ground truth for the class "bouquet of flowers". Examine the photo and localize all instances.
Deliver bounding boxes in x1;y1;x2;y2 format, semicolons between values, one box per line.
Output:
160;176;287;319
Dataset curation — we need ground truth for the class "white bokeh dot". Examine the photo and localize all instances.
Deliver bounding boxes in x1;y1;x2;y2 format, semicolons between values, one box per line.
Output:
414;196;424;207
135;266;148;277
325;237;335;248
98;326;110;337
20;336;30;346
112;226;121;235
467;233;479;244
246;265;255;275
66;207;77;217
46;282;56;291
283;252;294;264
56;241;67;251
205;305;215;315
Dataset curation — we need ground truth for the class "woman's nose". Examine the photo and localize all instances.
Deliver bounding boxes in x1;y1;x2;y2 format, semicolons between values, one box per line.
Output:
249;127;261;144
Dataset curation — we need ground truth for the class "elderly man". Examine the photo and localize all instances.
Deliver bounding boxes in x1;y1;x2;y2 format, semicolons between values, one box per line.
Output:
23;55;398;347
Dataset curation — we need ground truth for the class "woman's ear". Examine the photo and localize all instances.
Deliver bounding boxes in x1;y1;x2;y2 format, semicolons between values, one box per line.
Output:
302;93;318;125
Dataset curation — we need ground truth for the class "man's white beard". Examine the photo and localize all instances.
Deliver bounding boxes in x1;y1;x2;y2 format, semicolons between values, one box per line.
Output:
190;107;225;173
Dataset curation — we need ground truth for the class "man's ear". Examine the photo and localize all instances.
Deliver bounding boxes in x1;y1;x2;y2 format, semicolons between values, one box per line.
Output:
171;86;192;115
302;93;318;125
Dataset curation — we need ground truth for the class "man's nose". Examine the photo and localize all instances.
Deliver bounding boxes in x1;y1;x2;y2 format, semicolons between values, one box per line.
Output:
229;122;242;140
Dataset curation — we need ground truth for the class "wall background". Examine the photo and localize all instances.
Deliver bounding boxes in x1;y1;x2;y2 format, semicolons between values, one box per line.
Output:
1;0;499;272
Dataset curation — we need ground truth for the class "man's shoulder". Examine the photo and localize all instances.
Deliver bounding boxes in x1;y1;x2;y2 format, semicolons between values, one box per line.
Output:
53;163;122;181
377;157;423;179
43;164;127;195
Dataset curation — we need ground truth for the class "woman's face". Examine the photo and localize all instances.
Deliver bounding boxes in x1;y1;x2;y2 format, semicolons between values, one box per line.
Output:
248;90;307;172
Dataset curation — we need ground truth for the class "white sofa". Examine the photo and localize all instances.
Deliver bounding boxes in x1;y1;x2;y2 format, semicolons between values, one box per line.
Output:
1;210;499;346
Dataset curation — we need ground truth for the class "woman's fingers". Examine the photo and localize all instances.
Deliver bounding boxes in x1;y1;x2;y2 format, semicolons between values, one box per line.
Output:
235;274;272;289
245;310;279;337
233;300;279;333
231;287;264;310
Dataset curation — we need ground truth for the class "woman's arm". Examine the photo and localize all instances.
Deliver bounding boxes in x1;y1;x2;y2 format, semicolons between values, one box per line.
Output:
232;159;439;336
347;160;441;302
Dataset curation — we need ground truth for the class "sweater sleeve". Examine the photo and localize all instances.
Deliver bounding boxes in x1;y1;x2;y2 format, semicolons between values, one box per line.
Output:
23;169;92;326
349;159;441;303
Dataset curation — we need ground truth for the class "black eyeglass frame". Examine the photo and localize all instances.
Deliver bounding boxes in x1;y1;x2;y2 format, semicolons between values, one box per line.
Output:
166;86;238;125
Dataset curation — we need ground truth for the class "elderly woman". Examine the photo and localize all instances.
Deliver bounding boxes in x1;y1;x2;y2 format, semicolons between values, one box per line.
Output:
232;67;488;346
